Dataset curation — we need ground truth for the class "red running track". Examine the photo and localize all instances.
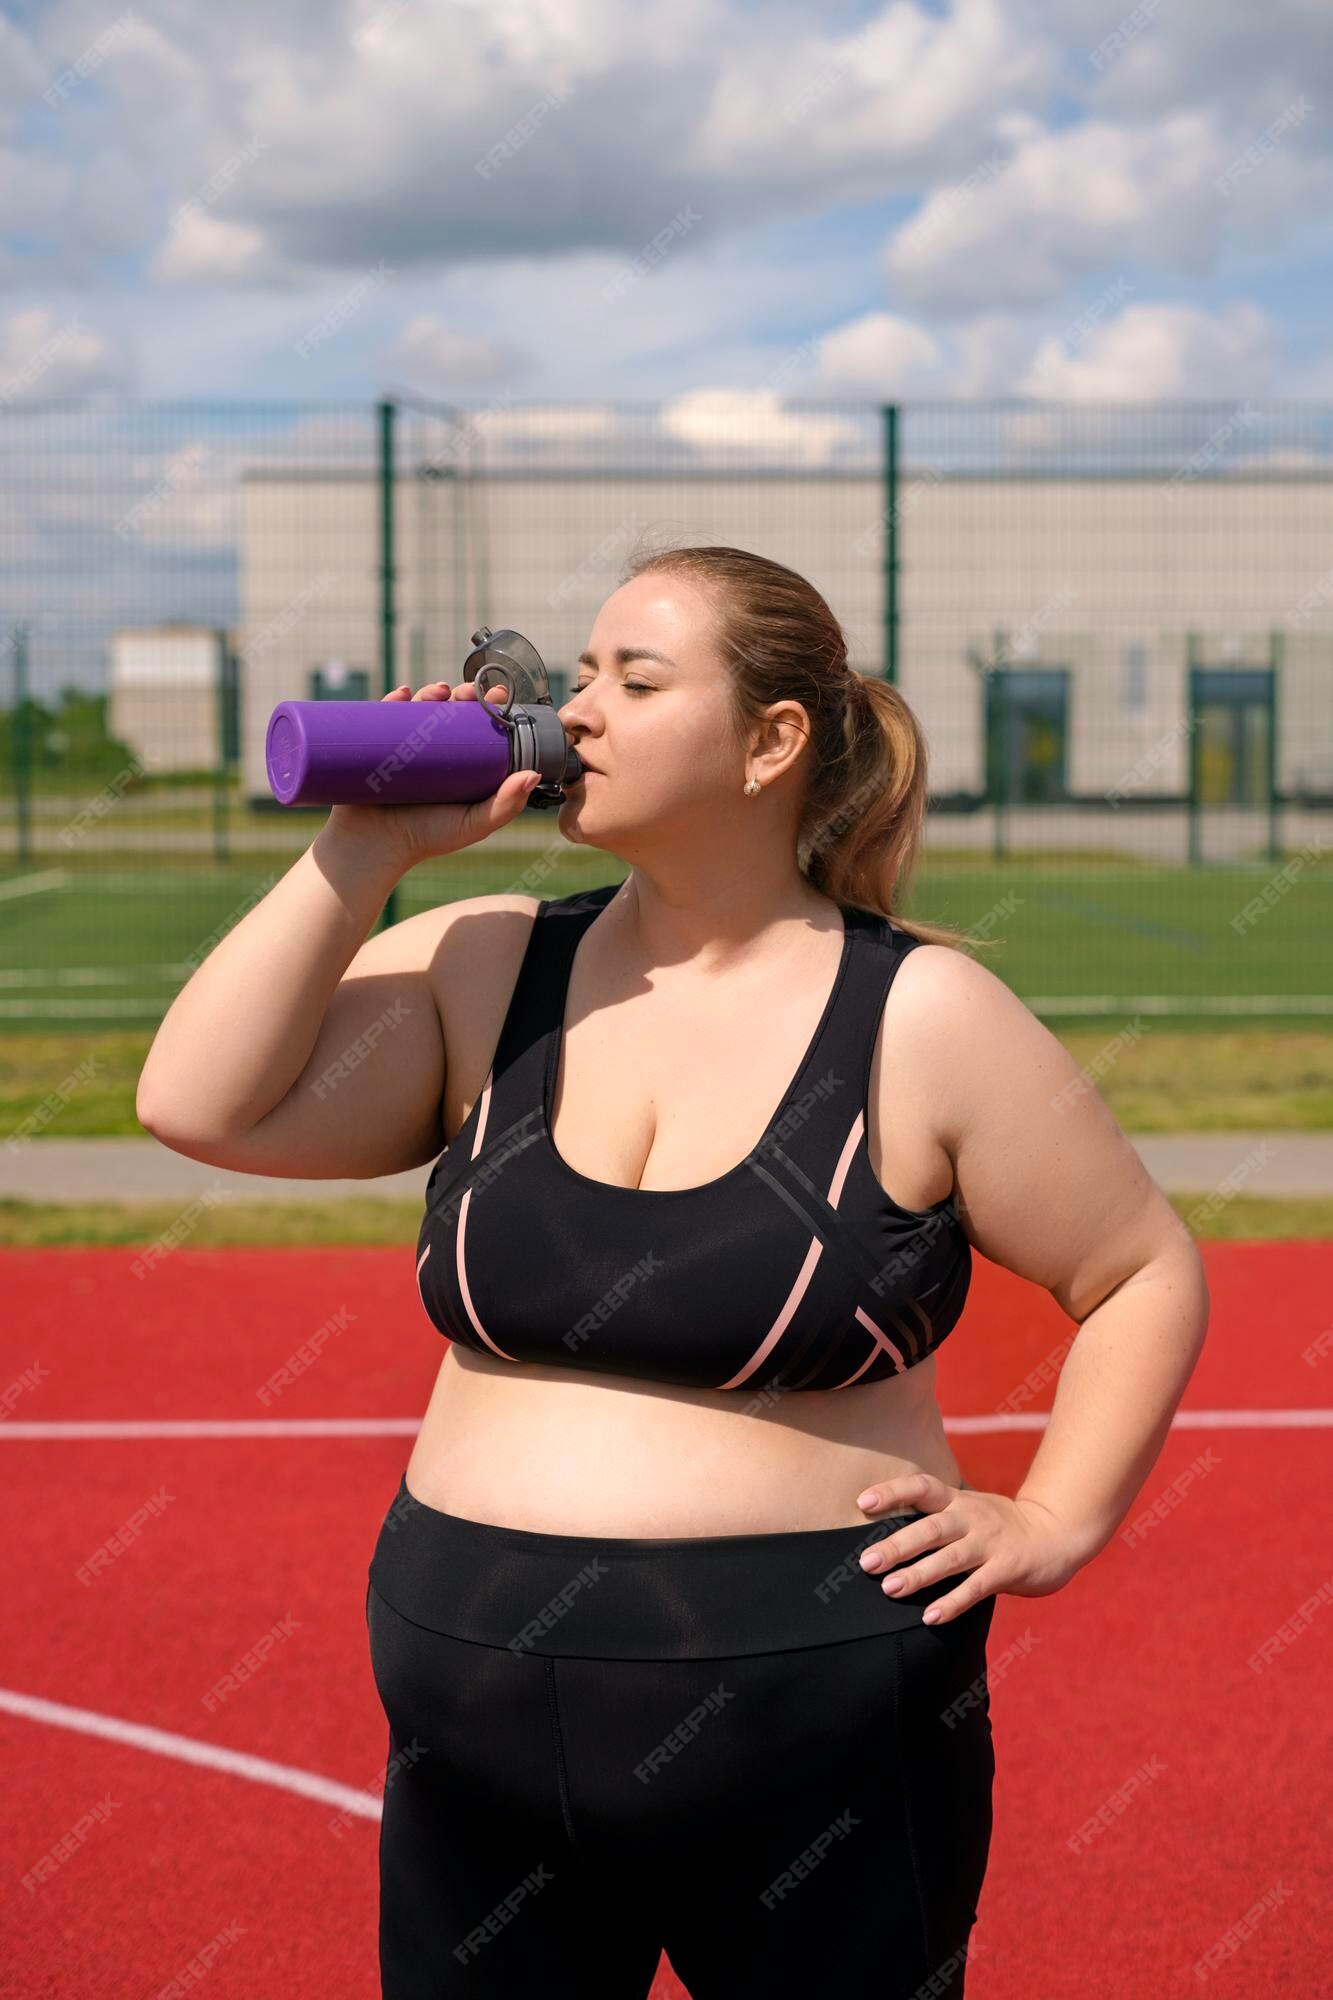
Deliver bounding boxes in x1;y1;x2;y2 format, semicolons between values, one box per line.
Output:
1;1242;1331;1998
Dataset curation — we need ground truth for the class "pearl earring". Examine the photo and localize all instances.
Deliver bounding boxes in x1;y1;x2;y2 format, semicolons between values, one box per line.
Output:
743;777;760;795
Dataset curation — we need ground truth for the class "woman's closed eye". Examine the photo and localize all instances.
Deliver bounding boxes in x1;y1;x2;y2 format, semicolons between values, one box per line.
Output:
574;681;652;696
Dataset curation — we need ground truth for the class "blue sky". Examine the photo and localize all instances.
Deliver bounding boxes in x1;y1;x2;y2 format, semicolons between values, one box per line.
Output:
2;0;1332;413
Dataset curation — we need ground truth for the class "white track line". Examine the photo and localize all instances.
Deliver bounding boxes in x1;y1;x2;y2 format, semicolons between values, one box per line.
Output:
0;1688;379;1820
0;1412;1330;1440
0;1419;421;1438
1026;997;1333;1014
0;1000;172;1018
0;965;187;987
2;1410;1328;1817
946;1409;1333;1431
0;869;70;902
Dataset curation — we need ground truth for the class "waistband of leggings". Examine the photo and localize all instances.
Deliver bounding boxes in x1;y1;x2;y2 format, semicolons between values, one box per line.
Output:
367;1474;993;1660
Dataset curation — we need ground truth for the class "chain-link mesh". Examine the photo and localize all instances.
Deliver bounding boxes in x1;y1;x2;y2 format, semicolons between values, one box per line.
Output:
2;397;1330;1026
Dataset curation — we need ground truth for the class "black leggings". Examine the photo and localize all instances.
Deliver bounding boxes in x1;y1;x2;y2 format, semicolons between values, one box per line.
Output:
366;1473;998;1998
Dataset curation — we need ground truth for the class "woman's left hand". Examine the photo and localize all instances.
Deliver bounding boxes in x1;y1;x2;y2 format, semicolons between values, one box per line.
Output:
854;1473;1091;1626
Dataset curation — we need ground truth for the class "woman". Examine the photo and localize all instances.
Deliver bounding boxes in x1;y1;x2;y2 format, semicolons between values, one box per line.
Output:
138;543;1209;1998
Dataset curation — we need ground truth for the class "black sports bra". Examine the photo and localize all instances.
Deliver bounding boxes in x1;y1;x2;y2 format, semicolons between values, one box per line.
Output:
414;881;970;1393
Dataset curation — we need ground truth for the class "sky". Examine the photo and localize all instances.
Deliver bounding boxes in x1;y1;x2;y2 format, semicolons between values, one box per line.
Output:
2;0;1331;412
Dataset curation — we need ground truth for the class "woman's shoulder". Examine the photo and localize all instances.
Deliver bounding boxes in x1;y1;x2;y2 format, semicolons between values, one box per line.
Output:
876;927;1026;1020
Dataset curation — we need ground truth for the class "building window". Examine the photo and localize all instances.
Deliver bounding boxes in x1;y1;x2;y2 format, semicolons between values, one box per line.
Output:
1120;642;1148;713
310;661;371;701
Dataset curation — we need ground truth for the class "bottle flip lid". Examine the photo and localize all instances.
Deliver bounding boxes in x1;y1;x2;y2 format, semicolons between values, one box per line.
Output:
463;626;557;712
463;625;586;804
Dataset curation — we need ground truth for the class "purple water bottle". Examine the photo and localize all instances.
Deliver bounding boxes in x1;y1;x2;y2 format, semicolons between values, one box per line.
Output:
264;626;585;810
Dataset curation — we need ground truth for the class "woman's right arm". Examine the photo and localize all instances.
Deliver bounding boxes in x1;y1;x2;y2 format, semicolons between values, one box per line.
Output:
135;679;541;1179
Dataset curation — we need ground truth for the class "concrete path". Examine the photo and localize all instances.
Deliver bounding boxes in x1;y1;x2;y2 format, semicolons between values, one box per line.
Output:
2;1133;1331;1204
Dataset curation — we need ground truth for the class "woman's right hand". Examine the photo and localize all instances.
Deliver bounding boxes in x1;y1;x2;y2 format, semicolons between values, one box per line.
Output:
323;680;542;873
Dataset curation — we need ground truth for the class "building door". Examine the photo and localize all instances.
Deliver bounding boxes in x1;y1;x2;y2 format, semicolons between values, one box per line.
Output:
1192;669;1272;805
984;666;1069;804
310;661;372;701
1186;652;1279;862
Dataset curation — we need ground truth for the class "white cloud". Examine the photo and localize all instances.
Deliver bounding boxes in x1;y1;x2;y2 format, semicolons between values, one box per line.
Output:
150;208;300;288
1017;300;1279;399
0;15;46;132
658;388;866;465
944;311;1042;397
0;306;134;402
382;315;533;390
14;0;1057;293
881;110;1324;312
812;311;943;395
0;146;71;237
1069;0;1333;124
802;296;1288;404
0;0;1329;405
692;0;1054;183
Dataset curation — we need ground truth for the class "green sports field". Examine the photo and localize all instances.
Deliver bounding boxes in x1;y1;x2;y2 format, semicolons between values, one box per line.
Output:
4;844;1333;1180
2;847;1329;1031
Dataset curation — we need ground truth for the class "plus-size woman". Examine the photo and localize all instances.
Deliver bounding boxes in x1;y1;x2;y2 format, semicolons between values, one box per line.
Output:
138;544;1209;1999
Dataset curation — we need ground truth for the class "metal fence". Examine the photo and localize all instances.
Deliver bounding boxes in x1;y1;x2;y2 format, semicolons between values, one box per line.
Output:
2;396;1331;1027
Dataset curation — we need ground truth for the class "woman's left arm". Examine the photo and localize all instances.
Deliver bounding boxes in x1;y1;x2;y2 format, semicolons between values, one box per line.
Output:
856;947;1211;1624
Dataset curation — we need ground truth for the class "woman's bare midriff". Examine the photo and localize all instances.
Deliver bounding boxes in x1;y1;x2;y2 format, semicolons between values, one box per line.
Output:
404;1343;966;1536
404;887;968;1538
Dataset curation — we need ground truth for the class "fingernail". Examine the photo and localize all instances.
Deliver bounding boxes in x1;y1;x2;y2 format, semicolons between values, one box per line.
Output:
857;1491;879;1510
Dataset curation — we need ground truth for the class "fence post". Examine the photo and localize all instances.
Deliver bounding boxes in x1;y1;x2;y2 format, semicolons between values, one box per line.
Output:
1185;630;1200;866
990;636;1008;865
1266;628;1281;864
13;622;32;867
882;404;899;686
212;626;230;865
378;397;399;929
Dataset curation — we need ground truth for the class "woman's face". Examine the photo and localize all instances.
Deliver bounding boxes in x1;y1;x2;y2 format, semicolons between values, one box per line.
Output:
555;574;742;851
